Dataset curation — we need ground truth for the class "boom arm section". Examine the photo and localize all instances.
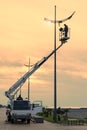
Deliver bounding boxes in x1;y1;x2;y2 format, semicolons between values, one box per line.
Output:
5;43;63;100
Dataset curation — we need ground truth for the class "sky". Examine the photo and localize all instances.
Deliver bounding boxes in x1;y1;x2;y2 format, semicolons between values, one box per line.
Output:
0;0;87;108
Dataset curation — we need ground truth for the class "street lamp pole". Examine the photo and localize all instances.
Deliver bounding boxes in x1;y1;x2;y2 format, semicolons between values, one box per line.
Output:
44;5;58;122
24;59;35;101
44;6;75;122
54;5;57;122
24;58;30;101
28;58;30;101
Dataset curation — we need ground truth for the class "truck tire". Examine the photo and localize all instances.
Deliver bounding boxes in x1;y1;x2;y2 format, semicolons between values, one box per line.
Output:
27;119;30;124
7;116;11;122
11;119;14;124
21;119;26;122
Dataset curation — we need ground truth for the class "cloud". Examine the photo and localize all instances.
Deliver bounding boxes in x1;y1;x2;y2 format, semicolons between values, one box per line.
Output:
57;69;87;107
0;59;22;67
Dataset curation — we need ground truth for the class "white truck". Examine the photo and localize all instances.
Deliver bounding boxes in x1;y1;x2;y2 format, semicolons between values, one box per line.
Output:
6;98;43;123
5;43;65;123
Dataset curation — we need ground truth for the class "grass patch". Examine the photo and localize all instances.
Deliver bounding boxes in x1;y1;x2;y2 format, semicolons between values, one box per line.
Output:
37;112;87;125
43;115;54;122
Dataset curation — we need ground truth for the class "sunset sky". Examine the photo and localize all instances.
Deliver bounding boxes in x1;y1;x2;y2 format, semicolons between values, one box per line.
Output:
0;0;87;108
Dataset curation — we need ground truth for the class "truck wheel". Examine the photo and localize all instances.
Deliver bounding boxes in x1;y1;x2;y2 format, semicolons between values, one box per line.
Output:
7;116;11;122
22;119;26;122
11;119;14;124
27;119;30;124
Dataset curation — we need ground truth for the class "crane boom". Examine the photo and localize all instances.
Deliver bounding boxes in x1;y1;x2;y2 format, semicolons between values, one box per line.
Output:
5;43;64;100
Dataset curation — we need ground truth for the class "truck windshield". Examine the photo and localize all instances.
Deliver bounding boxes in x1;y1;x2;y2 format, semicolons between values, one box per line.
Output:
13;101;30;110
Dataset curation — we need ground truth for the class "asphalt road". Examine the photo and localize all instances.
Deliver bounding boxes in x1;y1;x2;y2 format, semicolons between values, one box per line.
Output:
0;108;87;130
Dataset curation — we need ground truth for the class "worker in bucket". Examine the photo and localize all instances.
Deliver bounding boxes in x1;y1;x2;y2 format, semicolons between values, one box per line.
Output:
63;24;68;38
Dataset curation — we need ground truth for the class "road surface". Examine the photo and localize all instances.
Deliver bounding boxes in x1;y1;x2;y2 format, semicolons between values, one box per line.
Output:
0;108;87;130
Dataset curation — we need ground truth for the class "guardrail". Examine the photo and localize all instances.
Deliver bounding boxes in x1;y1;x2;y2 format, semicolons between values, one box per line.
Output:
60;119;87;125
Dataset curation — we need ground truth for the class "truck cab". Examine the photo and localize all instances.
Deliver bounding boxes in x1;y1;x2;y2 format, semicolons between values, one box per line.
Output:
31;101;43;117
